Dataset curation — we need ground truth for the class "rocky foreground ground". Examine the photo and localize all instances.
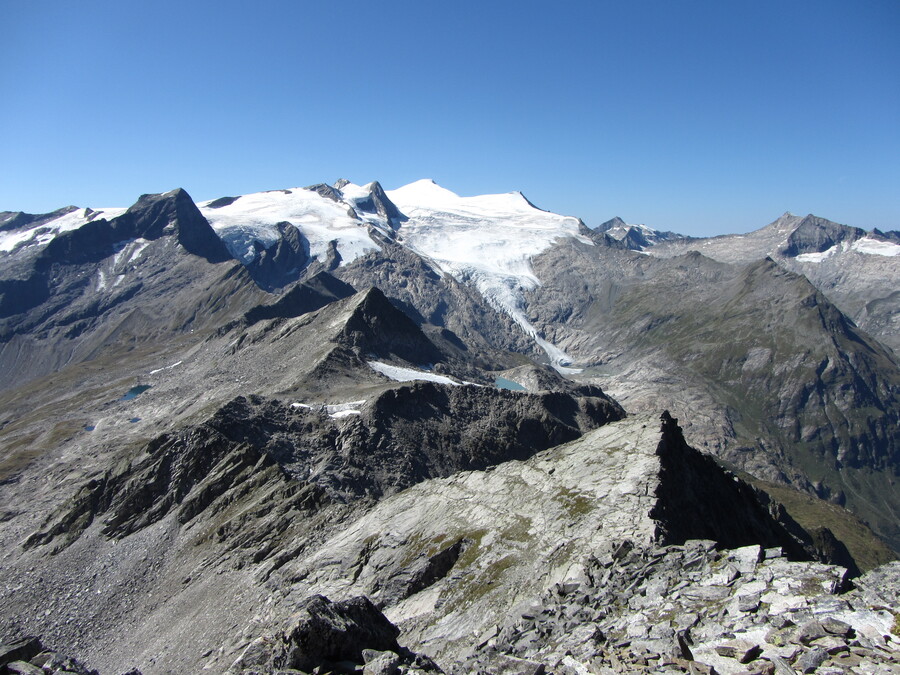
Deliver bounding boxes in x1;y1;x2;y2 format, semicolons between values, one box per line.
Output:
6;545;897;674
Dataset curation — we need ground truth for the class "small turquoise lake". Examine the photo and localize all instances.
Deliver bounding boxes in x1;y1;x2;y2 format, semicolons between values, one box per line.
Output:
120;385;151;401
494;377;526;391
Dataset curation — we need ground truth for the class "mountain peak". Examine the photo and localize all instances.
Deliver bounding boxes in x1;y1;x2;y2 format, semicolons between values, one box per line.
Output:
596;216;628;232
387;179;460;206
339;286;443;364
338;180;405;226
116;188;232;263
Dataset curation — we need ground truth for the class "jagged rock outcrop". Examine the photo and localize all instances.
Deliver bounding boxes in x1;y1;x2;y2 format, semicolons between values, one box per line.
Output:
337;286;445;366
243;220;310;290
231;414;822;669
651;412;808;557
228;594;440;674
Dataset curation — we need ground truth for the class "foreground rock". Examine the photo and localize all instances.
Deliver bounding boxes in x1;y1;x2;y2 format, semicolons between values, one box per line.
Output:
0;634;139;674
229;594;440;674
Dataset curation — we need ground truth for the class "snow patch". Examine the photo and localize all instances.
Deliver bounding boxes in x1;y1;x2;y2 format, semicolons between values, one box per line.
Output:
795;237;900;261
111;238;151;270
329;409;361;419
126;238;151;264
368;361;460;385
291;400;366;419
795;246;837;263
149;361;183;375
852;237;900;257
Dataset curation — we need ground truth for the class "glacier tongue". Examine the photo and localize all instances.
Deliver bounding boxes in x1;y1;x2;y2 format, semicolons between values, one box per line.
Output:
386;179;591;370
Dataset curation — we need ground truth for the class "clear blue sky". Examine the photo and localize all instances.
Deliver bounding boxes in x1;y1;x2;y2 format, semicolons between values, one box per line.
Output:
2;0;898;236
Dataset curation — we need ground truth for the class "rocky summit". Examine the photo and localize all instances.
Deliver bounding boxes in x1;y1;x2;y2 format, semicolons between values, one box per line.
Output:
1;179;898;674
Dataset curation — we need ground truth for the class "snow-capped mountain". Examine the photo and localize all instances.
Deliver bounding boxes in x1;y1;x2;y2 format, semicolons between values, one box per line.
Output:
647;212;898;262
0;206;127;254
203;178;593;369
198;186;382;266
593;216;687;250
385;179;590;370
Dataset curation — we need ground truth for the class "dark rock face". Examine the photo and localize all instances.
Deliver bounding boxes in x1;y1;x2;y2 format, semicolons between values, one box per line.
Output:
242;221;310;290
378;538;471;606
306;183;344;203
244;271;356;324
0;276;49;318
874;228;900;243
781;215;866;257
23;412;328;552
0;637;42;670
270;595;399;672
347;181;406;227
204;195;241;209
230;594;441;674
337;286;445;365
651;412;807;558
38;189;230;267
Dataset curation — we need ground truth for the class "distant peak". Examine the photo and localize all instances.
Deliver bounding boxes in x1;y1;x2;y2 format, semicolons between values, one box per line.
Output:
387;179;460;206
405;178;446;190
333;178;351;190
515;191;547;212
596;217;628;232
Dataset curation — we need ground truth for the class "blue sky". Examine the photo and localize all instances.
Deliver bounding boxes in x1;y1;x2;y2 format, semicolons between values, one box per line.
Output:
2;1;898;236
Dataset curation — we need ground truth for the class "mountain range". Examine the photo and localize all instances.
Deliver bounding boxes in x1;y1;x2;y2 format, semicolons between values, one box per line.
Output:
1;179;898;675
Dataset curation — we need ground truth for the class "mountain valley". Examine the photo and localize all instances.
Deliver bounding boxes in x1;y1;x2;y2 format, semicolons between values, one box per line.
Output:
1;179;898;675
